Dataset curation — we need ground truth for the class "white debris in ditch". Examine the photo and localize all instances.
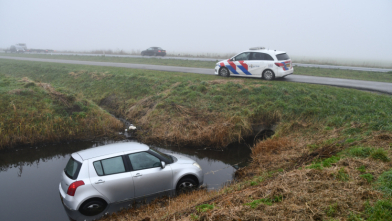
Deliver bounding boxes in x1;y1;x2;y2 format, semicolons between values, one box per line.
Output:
129;124;137;130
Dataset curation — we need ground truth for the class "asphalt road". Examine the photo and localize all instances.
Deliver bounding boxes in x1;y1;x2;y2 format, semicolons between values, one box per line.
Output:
1;56;392;95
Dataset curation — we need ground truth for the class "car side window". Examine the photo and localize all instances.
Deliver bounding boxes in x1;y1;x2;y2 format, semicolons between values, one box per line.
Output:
251;52;264;60
128;152;161;171
264;54;274;61
251;53;274;61
93;156;126;176
234;52;250;61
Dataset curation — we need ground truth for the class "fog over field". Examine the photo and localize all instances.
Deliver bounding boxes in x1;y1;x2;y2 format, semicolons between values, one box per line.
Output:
1;0;391;62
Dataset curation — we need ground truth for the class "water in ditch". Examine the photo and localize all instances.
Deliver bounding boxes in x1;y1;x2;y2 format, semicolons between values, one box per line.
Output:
0;138;252;221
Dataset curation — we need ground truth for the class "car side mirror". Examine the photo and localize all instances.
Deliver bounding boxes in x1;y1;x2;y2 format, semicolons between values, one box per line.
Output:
161;161;166;169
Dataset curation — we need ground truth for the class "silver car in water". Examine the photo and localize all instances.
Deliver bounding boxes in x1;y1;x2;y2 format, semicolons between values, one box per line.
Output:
59;142;203;216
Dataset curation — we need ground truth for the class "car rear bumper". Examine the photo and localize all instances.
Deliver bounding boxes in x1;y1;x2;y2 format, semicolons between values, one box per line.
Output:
276;67;294;78
59;183;75;211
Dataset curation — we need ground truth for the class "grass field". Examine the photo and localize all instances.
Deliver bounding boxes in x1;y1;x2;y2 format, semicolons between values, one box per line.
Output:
1;53;392;83
1;59;391;220
0;58;391;147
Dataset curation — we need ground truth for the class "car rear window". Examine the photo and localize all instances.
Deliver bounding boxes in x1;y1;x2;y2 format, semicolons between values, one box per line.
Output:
64;157;82;180
276;53;290;61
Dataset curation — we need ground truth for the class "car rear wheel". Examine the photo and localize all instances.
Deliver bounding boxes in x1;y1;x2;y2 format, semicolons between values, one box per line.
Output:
79;198;107;216
263;70;275;80
176;178;197;194
219;67;230;77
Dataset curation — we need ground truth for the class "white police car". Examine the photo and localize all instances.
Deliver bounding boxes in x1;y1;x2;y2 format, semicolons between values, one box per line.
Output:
215;47;293;80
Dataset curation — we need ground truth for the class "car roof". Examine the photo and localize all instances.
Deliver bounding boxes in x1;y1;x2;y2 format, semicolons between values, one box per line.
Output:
75;142;149;160
245;49;286;55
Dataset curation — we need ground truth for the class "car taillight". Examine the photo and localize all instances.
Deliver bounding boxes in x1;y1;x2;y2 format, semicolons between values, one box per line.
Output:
67;181;85;196
158;50;161;52
275;62;284;67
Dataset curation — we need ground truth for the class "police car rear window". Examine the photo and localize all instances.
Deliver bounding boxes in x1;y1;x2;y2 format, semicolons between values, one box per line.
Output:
276;53;290;61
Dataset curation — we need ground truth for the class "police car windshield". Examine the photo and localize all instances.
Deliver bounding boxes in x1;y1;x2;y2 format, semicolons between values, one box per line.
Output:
276;53;290;61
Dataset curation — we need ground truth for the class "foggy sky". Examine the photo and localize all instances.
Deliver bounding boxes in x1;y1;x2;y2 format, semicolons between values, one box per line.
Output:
1;0;391;61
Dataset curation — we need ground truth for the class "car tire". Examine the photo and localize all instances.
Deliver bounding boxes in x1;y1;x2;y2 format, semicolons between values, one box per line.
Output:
79;198;107;216
219;67;230;77
262;70;275;80
176;178;197;194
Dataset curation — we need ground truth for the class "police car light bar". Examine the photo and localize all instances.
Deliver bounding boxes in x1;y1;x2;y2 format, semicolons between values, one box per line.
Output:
249;47;265;50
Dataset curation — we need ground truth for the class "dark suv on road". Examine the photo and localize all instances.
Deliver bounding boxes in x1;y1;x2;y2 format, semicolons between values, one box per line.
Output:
141;47;166;56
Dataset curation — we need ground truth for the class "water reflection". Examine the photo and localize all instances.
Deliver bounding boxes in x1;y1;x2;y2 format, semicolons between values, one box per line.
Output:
0;139;251;221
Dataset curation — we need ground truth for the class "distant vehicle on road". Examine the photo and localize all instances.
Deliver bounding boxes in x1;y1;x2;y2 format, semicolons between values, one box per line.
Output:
141;47;166;56
59;142;203;216
4;43;26;53
215;47;294;80
4;43;54;53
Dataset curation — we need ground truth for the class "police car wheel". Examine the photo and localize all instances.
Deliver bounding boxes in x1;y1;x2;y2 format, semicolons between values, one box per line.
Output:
263;70;275;80
219;67;230;77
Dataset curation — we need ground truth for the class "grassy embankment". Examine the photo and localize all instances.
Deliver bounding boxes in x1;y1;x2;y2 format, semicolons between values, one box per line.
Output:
1;53;392;83
1;59;392;220
0;70;122;149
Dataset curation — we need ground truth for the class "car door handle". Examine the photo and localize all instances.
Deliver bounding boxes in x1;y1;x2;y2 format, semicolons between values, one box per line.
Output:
95;179;105;184
134;173;142;177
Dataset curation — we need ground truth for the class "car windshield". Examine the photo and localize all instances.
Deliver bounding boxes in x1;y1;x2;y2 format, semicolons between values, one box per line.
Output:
276;53;290;61
64;157;82;180
157;47;163;50
150;149;173;163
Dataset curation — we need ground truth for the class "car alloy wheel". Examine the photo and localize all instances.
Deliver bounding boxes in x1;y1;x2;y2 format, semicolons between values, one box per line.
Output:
263;70;275;80
176;178;196;194
79;199;107;216
219;67;230;77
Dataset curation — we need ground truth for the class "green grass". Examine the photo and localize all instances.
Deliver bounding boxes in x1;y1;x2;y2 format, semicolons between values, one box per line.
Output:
357;165;367;173
196;203;214;213
307;156;341;170
326;203;338;217
344;147;390;162
2;53;392;83
365;200;392;221
334;168;350;181
375;170;392;196
0;59;392;147
360;173;374;183
345;147;374;158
